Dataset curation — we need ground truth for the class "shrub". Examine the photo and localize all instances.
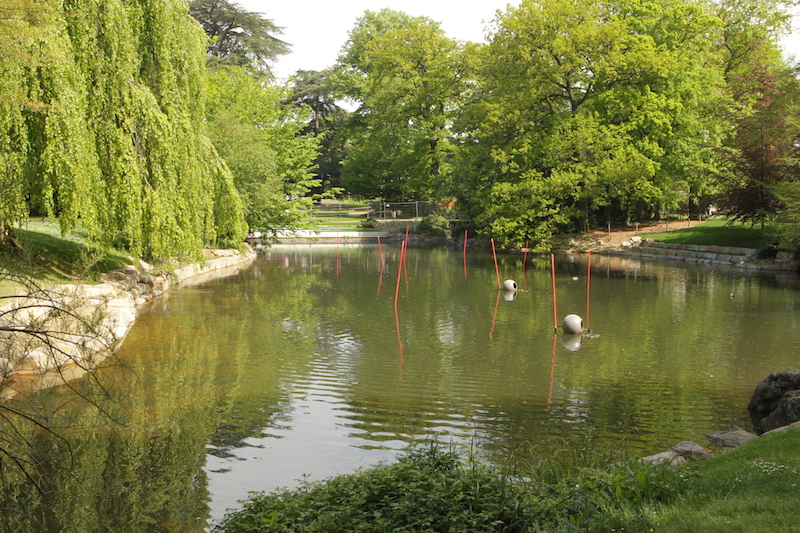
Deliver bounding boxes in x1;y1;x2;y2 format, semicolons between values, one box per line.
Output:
359;217;377;229
212;445;541;533
415;215;450;238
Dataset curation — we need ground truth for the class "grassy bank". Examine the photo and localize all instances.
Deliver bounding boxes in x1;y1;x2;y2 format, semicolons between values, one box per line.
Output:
644;219;772;249
214;430;800;532
0;218;133;295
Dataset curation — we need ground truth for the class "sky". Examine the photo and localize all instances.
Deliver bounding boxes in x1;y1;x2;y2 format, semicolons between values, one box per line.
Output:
237;0;800;82
237;0;513;81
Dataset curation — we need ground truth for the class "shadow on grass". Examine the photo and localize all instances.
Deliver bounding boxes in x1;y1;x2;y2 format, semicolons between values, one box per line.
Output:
0;227;132;285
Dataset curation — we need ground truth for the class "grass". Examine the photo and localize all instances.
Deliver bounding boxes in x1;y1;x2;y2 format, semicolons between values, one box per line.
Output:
656;428;800;532
644;219;773;249
212;430;800;532
0;218;133;295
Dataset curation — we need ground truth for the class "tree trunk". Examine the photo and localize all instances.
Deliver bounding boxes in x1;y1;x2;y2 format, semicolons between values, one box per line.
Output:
0;224;20;253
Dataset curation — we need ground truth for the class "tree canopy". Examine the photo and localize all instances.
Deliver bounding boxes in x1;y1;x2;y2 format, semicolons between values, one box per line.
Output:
189;0;290;75
1;0;248;260
205;66;320;235
328;0;798;250
336;9;477;200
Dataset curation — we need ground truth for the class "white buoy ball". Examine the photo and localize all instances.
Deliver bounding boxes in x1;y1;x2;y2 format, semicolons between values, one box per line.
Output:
502;279;518;291
561;334;583;351
562;314;584;335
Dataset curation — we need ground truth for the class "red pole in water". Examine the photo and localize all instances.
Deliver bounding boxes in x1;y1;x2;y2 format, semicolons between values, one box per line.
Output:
378;236;384;268
522;241;529;271
491;239;501;289
550;254;558;332
586;250;592;330
394;240;406;308
403;226;410;290
336;221;340;278
463;230;468;279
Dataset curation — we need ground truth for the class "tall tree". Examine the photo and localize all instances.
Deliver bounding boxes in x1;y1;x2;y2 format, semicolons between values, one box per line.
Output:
336;9;476;200
0;0;54;249
715;59;800;226
205;66;319;235
711;0;797;229
289;69;349;194
450;0;729;248
189;0;290;75
1;0;247;260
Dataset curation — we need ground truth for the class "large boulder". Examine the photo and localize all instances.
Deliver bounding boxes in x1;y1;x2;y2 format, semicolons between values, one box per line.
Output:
747;370;800;434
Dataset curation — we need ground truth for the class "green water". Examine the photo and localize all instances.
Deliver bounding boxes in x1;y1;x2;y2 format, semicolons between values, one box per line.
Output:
6;245;800;531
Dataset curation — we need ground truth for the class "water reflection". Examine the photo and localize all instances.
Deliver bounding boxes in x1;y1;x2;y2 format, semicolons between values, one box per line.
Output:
6;246;800;531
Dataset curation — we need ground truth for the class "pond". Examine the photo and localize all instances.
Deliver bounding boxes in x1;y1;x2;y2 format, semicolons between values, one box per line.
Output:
10;245;800;531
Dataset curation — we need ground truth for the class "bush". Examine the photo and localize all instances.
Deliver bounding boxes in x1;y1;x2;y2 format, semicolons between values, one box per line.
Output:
212;445;541;533
212;442;687;533
359;217;377;229
415;215;450;238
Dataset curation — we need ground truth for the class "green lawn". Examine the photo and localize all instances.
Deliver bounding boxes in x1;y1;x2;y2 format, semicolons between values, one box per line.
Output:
656;428;800;532
645;219;771;248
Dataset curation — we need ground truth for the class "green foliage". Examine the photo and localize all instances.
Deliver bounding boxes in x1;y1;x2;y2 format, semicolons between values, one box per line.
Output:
522;440;683;531
189;0;290;75
213;441;691;533
450;0;733;248
414;214;450;237
1;0;248;261
473;175;576;250
1;221;133;284
204;66;319;236
213;445;540;533
358;217;377;229
714;56;800;226
336;9;476;201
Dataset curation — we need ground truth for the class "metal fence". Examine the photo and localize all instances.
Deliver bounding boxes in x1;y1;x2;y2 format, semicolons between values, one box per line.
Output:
367;201;443;219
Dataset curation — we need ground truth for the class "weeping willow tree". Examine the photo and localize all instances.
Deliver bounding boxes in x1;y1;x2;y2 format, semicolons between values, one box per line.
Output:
0;0;247;260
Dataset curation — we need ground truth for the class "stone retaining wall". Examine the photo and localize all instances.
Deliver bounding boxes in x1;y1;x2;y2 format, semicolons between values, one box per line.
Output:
599;239;797;271
0;247;256;397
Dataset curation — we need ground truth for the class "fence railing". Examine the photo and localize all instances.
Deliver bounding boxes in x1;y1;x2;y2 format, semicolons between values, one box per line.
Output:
367;202;443;219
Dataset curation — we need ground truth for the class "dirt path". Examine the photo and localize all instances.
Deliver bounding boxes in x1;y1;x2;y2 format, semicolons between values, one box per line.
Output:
581;220;705;247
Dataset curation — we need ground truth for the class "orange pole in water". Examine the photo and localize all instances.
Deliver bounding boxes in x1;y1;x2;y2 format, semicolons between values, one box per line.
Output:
490;289;501;339
394;240;406;308
522;241;529;271
335;221;340;278
403;226;410;291
586;250;592;330
378;236;384;268
491;239;501;289
550;254;558;332
463;230;468;279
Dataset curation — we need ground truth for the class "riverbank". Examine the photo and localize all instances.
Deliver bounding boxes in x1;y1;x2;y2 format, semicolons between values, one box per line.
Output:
0;246;256;397
590;239;798;271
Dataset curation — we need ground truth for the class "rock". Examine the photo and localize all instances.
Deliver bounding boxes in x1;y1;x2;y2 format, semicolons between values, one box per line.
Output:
671;441;708;461
747;370;800;434
641;450;686;468
761;420;800;436
704;427;757;447
754;390;800;434
134;282;150;296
